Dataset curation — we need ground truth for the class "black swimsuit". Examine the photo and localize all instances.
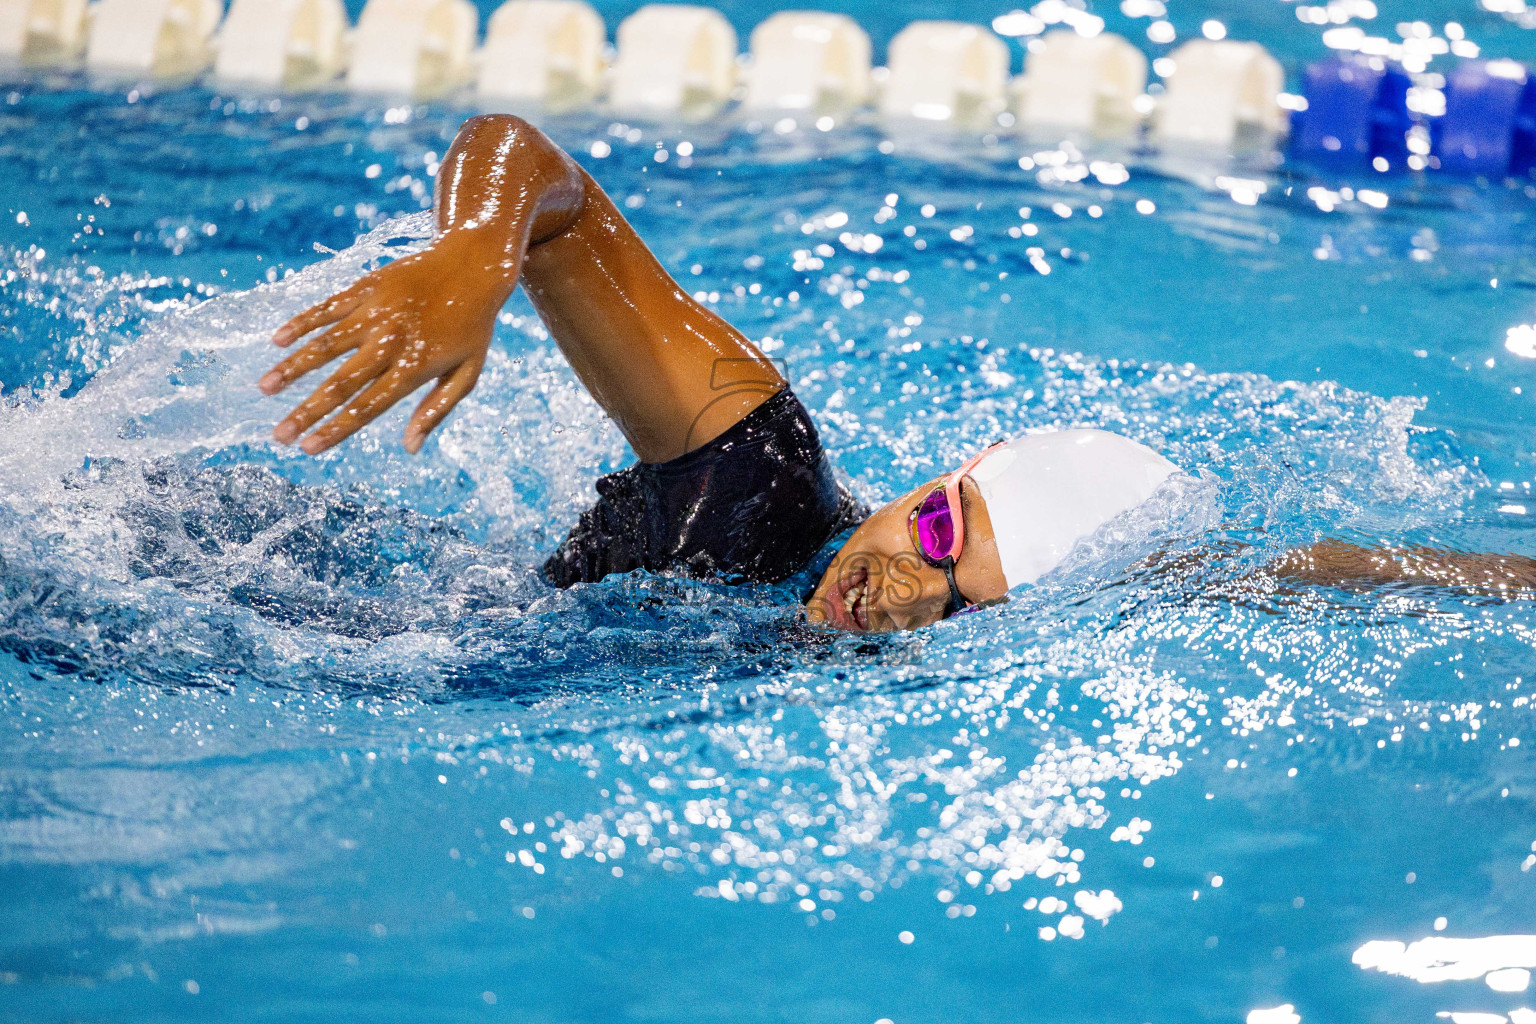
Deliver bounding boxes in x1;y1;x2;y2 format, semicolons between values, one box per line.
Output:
543;388;865;588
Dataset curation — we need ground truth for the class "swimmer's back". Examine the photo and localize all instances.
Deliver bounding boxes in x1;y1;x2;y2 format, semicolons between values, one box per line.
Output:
543;388;864;587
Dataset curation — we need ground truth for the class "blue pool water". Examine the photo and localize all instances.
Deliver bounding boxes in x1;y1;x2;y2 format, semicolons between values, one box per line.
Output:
7;1;1536;1021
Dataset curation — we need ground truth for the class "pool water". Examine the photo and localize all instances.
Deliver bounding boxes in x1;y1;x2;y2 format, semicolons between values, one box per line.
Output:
6;1;1536;1021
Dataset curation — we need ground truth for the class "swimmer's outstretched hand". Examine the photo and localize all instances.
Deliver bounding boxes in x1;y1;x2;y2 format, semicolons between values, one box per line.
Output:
259;114;586;455
261;242;501;454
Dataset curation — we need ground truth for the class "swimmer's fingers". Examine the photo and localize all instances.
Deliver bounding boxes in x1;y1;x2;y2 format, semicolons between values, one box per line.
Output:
272;346;387;447
403;358;483;454
272;282;371;348
300;369;414;454
259;320;368;396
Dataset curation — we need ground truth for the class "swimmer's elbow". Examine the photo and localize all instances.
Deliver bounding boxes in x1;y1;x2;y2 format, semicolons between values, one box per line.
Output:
459;112;535;137
444;114;588;241
456;114;562;163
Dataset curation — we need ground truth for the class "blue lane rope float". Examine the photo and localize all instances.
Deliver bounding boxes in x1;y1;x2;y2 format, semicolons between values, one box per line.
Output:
1517;80;1536;178
1290;54;1411;165
1433;58;1536;176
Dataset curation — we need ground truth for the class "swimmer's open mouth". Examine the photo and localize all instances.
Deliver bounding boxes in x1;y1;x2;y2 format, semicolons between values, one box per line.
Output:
825;568;871;632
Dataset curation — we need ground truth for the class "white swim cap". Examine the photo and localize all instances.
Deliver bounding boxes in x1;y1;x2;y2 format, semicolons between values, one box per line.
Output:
968;429;1180;588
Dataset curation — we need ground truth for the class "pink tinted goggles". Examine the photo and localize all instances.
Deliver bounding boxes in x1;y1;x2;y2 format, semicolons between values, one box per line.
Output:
907;442;1003;615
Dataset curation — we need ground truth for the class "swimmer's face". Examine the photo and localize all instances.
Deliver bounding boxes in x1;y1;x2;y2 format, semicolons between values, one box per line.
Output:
805;474;1010;632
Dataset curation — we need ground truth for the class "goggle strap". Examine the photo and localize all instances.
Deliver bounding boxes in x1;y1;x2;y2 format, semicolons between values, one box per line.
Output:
939;443;1000;561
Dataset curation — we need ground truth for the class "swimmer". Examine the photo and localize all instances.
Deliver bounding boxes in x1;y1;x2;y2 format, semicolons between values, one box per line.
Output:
259;115;1536;631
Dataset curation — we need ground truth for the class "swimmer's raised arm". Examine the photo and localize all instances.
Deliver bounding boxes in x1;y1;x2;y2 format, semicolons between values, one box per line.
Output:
262;114;784;459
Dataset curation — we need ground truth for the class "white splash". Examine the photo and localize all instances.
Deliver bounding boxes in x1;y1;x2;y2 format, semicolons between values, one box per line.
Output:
1355;935;1536;985
1073;888;1123;922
